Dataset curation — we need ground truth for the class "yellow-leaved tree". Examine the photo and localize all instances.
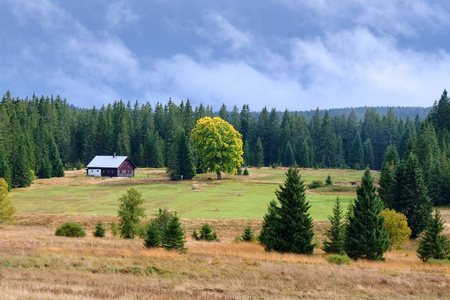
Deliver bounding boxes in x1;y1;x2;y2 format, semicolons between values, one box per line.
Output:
379;208;411;250
191;117;243;180
0;178;16;224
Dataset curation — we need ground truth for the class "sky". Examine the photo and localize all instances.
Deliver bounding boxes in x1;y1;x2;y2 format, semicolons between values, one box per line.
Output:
1;0;450;110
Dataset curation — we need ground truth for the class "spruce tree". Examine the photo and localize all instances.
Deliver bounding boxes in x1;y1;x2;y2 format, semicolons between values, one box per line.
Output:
241;224;254;242
178;134;195;180
378;161;396;209
259;166;315;254
349;133;364;169
345;168;389;260
10;135;33;188
283;141;295;167
393;153;432;238
162;213;186;251
322;197;345;254
144;222;162;248
255;137;264;168
0;145;12;190
40;155;53;179
417;209;449;262
93;222;105;237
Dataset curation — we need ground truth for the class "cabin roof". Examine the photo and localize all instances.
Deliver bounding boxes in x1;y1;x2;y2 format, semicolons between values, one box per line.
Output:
86;156;130;168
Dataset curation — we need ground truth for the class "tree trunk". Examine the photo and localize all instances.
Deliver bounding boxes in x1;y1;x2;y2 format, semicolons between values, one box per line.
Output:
216;171;222;180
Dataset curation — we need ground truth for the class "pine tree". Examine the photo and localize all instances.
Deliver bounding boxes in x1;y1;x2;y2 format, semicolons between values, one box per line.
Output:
10;134;33;188
40;155;53;179
417;209;449;262
349;133;364;169
378;161;396;209
144;222;162;248
363;138;374;168
162;213;186;251
243;139;252;166
345;168;389;260
393;153;433;238
322;197;345;254
259;166;315;254
93;222;105;237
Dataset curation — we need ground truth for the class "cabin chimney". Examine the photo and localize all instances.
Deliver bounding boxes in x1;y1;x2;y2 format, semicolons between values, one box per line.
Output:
113;152;116;158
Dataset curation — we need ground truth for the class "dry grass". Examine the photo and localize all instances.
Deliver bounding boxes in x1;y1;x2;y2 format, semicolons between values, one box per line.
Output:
0;213;449;299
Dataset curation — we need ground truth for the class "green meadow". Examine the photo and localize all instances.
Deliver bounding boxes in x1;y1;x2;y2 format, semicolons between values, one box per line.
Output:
10;168;378;221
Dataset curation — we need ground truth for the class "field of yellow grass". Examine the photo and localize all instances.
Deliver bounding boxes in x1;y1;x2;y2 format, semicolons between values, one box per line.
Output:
0;212;449;299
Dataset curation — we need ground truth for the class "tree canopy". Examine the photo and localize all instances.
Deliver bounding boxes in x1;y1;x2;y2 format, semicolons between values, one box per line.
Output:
191;117;243;179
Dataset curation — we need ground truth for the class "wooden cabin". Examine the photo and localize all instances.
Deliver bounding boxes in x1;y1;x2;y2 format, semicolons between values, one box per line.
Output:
86;155;136;177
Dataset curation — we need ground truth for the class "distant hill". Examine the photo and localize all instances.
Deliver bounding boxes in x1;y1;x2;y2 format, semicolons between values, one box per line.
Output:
248;106;431;121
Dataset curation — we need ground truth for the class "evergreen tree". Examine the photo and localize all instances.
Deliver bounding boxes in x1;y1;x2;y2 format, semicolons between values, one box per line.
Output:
345;168;389;260
254;137;264;168
417;209;449;262
299;139;310;167
283;141;295;167
93;222;105;237
162;213;186;251
349;132;364;169
144;222;162;248
243;139;252;166
259;166;315;254
0;145;12;190
10;134;33;188
219;103;228;121
178;133;196;180
318;111;336;167
393;154;433;238
49;138;65;177
322;197;345;254
363;138;374;168
378;161;396;209
241;224;254;242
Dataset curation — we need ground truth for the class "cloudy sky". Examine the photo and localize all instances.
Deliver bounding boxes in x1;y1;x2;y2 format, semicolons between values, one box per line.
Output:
1;0;450;110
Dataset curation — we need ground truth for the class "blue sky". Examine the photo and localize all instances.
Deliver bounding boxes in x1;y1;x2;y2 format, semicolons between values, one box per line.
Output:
1;0;450;110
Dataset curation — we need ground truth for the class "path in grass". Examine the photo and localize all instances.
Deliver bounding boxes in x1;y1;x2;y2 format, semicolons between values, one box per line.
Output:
10;168;376;220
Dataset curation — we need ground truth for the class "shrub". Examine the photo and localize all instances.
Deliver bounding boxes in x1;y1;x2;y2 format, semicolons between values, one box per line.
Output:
192;230;200;240
93;222;105;237
243;167;249;176
308;180;324;189
379;209;411;250
326;254;350;265
237;168;243;175
194;223;218;241
110;222;119;237
55;222;86;237
241;225;254;242
325;175;333;186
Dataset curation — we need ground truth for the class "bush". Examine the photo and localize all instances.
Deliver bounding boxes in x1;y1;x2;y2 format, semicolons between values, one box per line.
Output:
55;222;86;237
93;222;105;237
194;223;218;241
110;221;119;237
243;167;249;176
308;180;324;189
325;175;333;186
379;209;411;250
326;254;350;265
237;168;243;175
192;230;200;240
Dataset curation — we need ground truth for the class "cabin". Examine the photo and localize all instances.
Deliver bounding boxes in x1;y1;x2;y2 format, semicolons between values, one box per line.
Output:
86;155;136;177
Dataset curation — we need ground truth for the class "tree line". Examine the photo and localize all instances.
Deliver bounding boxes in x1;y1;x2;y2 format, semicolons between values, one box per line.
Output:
0;90;449;202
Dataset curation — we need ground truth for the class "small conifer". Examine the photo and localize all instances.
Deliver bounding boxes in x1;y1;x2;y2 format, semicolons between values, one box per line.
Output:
93;221;105;237
162;214;186;252
417;209;450;262
242;225;254;242
144;222;162;248
322;197;345;254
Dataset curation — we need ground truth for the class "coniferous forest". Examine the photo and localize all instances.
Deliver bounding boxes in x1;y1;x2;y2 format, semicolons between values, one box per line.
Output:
0;89;449;206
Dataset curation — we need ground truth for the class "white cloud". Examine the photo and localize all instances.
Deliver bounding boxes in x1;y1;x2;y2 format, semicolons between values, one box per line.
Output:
105;0;139;29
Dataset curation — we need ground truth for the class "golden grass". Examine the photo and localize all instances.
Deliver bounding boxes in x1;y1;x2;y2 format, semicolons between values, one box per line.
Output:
0;213;449;299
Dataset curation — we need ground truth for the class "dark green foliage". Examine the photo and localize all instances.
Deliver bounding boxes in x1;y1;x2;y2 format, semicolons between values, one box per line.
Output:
322;197;345;254
10;135;33;188
349;133;364;169
199;223;217;241
417;209;450;262
40;156;52;179
308;180;324;189
118;188;146;239
393;153;433;238
254;137;264;168
243;167;249;176
259;166;315;254
144;222;162;248
161;213;186;251
241;225;254;242
0;145;12;190
363;138;374;168
167;133;196;180
325;175;333;186
283;141;295;167
378;161;396;209
345;168;389;260
191;230;200;240
49;138;65;177
93;222;105;237
55;222;86;237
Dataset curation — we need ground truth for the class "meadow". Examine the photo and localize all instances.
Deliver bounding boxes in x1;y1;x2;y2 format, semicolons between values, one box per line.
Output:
10;167;371;220
1;168;449;299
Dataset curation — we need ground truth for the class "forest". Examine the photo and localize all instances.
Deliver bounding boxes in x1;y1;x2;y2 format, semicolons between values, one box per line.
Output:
0;89;449;206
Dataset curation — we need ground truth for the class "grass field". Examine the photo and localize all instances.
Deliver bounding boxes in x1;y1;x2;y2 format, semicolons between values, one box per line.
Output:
10;167;373;220
2;168;450;299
